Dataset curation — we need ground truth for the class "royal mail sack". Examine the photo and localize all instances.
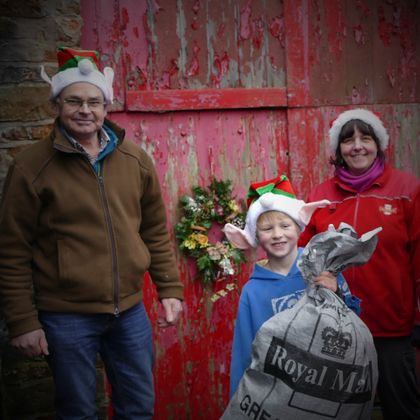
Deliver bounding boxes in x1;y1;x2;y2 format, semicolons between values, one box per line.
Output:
222;223;380;420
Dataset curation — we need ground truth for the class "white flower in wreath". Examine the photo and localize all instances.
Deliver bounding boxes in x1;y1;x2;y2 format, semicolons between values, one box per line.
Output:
219;257;234;275
185;196;199;212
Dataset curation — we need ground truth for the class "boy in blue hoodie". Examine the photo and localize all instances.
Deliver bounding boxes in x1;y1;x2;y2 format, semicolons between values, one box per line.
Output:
223;176;361;397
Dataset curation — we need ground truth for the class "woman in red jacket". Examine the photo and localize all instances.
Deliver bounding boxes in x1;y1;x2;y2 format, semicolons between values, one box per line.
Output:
299;108;420;420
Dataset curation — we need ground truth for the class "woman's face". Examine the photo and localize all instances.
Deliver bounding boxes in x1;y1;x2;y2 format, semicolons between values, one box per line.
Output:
339;126;378;175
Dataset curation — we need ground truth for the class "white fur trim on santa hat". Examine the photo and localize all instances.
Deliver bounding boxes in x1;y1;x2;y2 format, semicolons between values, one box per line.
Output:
329;108;389;153
245;193;306;245
223;192;330;249
41;59;114;103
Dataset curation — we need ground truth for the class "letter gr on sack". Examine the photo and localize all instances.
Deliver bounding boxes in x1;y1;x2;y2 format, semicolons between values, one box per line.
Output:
240;394;279;420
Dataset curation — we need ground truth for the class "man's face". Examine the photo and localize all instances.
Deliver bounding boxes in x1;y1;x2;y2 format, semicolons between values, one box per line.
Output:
55;83;107;142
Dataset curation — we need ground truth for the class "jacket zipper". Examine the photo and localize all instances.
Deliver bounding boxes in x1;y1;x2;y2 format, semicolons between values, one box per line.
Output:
54;142;120;316
353;193;360;231
97;165;120;317
350;194;361;284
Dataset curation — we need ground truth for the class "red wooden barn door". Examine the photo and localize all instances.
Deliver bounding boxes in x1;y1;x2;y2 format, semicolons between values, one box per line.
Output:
81;1;289;418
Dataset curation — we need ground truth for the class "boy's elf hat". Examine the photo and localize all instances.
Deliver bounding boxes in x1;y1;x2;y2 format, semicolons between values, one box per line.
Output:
223;175;330;249
246;174;296;208
40;47;114;103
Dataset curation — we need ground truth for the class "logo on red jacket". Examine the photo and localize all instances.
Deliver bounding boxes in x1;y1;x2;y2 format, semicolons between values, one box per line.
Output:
379;204;397;215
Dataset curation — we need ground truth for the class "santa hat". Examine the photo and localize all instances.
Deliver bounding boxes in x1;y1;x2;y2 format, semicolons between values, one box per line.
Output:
329;108;389;153
40;47;114;103
223;176;330;249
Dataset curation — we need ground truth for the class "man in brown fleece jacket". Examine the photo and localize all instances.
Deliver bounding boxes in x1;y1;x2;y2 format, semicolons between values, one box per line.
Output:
0;47;183;418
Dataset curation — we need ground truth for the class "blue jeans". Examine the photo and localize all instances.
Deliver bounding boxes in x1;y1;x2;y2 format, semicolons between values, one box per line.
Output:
39;303;154;419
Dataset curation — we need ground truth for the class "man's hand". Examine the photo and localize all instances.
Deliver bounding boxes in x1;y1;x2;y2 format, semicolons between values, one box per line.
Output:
10;329;49;357
313;271;338;293
158;298;183;328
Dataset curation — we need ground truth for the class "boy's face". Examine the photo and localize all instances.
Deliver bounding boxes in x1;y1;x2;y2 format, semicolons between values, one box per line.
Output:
256;211;300;260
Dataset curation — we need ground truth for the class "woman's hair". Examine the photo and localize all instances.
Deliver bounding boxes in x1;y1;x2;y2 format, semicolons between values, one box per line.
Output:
330;119;385;168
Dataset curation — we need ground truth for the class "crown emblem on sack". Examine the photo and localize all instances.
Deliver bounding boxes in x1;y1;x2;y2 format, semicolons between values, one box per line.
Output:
321;327;352;359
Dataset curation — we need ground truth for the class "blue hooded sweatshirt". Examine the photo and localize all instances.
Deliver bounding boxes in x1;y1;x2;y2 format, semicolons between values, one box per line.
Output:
229;247;360;397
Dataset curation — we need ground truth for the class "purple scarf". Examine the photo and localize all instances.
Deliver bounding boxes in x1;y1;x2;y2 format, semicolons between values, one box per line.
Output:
335;158;384;192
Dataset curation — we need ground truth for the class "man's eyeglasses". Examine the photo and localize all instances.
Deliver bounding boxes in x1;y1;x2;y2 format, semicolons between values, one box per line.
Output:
61;98;105;110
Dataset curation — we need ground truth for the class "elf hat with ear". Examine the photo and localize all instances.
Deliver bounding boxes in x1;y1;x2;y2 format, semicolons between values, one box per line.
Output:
40;47;114;103
329;108;389;153
223;175;330;249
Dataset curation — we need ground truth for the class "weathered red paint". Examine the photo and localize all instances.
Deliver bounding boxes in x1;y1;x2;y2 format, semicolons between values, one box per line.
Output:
285;0;420;107
126;87;287;111
80;0;419;418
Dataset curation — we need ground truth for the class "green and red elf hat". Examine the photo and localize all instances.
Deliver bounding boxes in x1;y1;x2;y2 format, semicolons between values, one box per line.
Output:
246;175;296;208
57;47;100;71
224;175;330;249
40;47;114;103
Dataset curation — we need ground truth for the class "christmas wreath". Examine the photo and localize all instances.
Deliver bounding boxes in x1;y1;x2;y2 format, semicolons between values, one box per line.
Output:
175;179;246;284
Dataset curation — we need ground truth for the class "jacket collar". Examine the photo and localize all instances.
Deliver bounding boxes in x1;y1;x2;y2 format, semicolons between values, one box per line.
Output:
51;117;125;152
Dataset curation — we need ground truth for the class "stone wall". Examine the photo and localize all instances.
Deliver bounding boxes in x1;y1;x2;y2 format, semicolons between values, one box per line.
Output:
0;0;83;197
0;1;108;417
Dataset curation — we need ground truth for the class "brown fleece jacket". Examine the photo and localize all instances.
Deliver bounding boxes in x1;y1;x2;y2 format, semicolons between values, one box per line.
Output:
0;118;183;338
